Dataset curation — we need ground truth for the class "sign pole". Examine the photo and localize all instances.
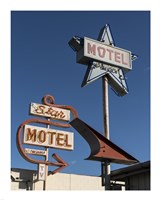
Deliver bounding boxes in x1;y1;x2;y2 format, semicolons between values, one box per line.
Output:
102;76;111;190
102;76;110;139
69;24;138;191
43;118;50;190
43;147;48;190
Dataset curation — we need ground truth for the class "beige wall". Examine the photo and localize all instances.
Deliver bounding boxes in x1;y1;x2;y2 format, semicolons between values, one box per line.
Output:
11;168;104;190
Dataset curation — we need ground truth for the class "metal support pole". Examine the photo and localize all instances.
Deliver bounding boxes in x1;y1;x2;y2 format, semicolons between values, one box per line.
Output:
43;147;48;191
43;118;50;190
102;76;111;190
102;76;110;139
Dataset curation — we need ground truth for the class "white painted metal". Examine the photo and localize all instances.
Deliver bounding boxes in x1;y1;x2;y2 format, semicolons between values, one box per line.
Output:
102;77;110;139
43;119;50;190
102;77;111;190
24;148;47;156
30;102;70;121
38;164;46;181
23;124;74;150
77;37;132;71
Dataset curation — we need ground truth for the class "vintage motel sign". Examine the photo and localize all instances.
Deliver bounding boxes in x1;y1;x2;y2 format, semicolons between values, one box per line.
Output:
30;102;70;121
23;124;74;150
77;37;132;71
17;95;78;179
69;25;138;190
82;25;130;96
69;24;137;96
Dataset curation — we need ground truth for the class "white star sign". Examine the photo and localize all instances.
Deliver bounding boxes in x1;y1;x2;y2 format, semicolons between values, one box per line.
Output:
69;24;137;96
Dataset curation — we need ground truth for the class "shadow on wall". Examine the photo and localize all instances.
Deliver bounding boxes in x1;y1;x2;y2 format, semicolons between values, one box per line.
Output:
11;168;38;190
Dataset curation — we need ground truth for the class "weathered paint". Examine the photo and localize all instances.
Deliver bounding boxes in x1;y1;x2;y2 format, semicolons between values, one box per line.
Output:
23;124;74;150
70;118;139;164
30;102;70;121
25;148;47;156
17;95;76;175
38;164;46;181
77;37;132;71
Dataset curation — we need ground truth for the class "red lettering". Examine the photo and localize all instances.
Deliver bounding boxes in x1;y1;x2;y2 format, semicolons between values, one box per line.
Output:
87;43;96;55
121;53;128;65
106;49;113;60
115;52;121;63
97;47;106;58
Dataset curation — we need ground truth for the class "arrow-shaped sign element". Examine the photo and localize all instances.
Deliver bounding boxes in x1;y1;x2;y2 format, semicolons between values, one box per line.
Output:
50;153;69;174
70;118;139;165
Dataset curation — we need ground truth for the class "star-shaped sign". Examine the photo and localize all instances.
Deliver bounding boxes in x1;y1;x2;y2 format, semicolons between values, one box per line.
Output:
68;24;137;96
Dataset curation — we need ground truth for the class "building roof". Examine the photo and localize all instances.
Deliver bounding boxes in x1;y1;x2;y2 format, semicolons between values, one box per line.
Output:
111;160;150;181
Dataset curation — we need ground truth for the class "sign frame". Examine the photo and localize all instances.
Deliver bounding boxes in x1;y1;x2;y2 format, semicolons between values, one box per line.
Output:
38;164;46;181
30;102;71;121
77;37;132;71
24;148;47;156
23;124;74;151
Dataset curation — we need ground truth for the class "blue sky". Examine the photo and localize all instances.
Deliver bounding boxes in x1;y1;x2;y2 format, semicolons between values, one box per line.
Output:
11;11;150;176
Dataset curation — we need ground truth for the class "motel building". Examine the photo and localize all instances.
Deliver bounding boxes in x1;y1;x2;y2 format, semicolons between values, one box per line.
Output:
11;160;150;190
